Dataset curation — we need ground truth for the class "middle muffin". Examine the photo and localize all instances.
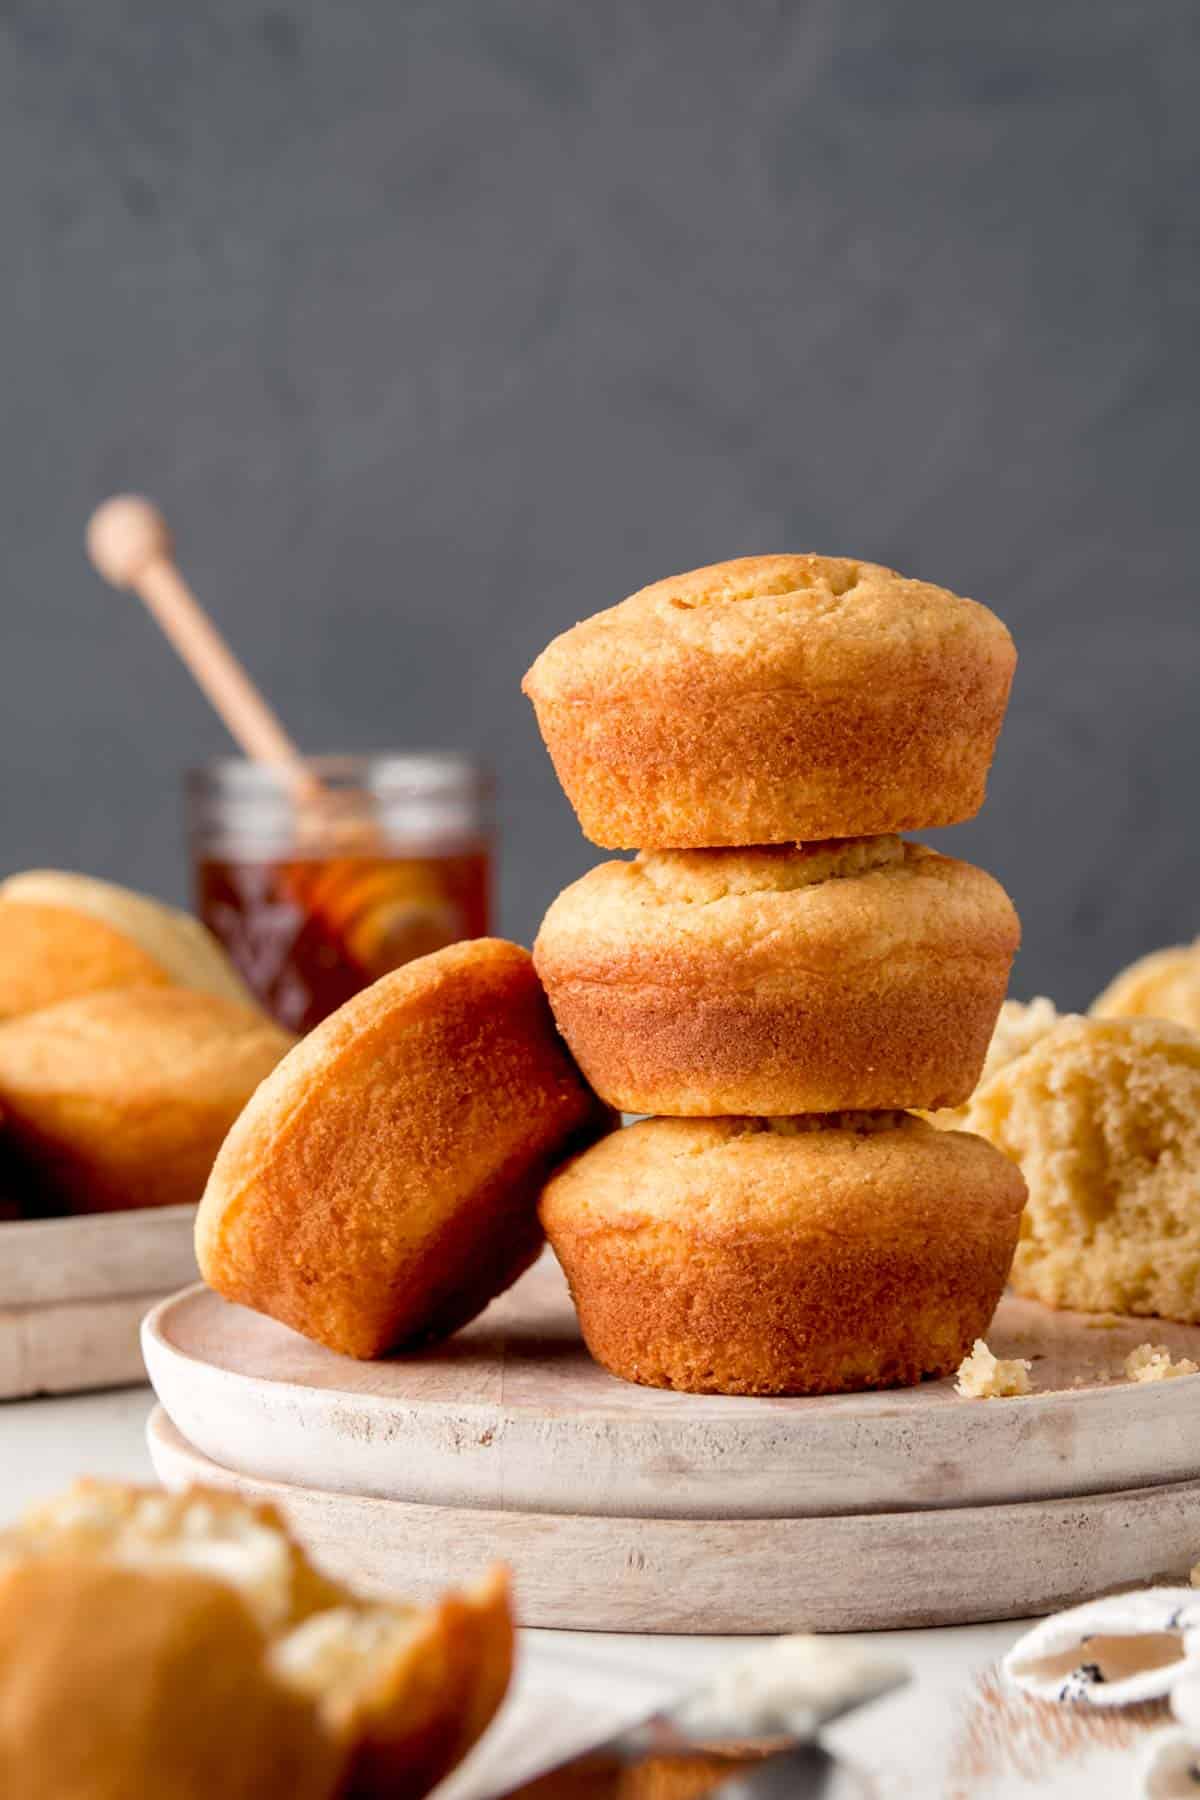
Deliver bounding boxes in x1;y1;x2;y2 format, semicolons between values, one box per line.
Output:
535;837;1019;1116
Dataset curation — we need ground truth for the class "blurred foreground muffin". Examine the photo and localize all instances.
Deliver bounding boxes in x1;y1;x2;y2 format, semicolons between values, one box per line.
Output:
1092;939;1200;1032
535;837;1019;1115
523;554;1016;848
197;939;610;1358
0;988;293;1213
0;1480;511;1800
540;1114;1026;1395
0;870;255;1020
965;1016;1200;1322
927;995;1059;1130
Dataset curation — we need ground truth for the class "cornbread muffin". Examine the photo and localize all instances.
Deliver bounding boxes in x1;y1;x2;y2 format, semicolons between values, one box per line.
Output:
0;987;293;1213
535;837;1019;1115
965;1017;1200;1321
0;869;255;1019
0;1559;342;1800
540;1114;1026;1395
928;995;1059;1129
1092;940;1200;1032
522;554;1016;848
196;939;610;1359
0;1480;512;1800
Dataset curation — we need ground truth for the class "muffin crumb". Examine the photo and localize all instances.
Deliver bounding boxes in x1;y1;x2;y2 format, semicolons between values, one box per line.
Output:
955;1339;1033;1399
1124;1343;1199;1383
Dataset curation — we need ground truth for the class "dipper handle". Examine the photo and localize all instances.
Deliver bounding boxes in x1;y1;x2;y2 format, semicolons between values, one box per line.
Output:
86;495;319;798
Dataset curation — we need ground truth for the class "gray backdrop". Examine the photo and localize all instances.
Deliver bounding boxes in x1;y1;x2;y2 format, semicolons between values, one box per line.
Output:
2;1;1197;1008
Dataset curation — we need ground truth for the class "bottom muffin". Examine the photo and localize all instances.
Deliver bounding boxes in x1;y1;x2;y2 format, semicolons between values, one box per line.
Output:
540;1113;1027;1396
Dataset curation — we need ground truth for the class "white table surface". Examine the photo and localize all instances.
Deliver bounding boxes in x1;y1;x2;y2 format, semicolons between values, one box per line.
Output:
0;1385;1165;1797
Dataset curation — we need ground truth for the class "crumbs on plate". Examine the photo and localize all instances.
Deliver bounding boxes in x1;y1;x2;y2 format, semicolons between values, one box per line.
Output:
1124;1343;1200;1383
955;1339;1033;1399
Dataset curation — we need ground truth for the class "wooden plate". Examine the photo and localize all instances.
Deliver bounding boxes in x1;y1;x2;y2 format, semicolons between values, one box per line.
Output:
148;1406;1200;1633
1;1206;197;1399
143;1253;1200;1520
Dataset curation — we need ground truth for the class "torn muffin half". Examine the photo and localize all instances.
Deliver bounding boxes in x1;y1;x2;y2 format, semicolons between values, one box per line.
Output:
0;1480;512;1800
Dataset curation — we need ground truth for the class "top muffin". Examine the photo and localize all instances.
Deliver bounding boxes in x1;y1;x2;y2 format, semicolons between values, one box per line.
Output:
523;554;1016;848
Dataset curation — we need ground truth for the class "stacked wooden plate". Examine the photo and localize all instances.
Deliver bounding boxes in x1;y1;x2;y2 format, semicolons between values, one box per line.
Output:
2;1206;197;1398
144;1252;1200;1633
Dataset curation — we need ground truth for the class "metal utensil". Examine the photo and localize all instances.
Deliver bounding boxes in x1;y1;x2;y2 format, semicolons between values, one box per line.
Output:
701;1742;868;1796
497;1634;905;1796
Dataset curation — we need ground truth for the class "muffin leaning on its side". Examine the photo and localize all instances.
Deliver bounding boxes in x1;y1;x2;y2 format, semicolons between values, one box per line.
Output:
965;1015;1200;1323
535;837;1019;1115
0;988;294;1213
540;1114;1026;1396
522;554;1016;849
197;939;611;1359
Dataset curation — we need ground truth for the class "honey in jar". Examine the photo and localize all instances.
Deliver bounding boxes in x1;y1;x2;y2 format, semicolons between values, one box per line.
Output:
189;756;491;1032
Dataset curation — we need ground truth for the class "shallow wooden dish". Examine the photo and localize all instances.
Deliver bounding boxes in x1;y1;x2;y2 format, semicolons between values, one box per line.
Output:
149;1407;1200;1633
1;1207;197;1399
143;1254;1200;1631
143;1253;1200;1519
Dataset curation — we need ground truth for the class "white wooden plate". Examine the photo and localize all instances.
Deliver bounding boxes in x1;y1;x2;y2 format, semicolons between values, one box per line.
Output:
143;1253;1200;1520
1;1207;197;1398
149;1407;1200;1633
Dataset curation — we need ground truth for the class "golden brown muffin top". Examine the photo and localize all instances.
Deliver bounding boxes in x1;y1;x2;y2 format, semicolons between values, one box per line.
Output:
0;871;256;1016
536;839;1019;991
523;553;1014;702
541;1113;1026;1238
0;900;170;1021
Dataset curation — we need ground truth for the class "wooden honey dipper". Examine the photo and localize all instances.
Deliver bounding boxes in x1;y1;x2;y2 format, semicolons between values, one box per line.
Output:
86;494;325;805
86;495;484;1022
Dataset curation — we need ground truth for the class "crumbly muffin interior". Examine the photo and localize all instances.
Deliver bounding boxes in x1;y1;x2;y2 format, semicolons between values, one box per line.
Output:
0;1485;314;1633
271;1606;421;1713
967;1018;1200;1319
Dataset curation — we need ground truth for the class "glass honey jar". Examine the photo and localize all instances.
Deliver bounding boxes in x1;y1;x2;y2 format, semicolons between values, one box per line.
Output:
188;755;492;1032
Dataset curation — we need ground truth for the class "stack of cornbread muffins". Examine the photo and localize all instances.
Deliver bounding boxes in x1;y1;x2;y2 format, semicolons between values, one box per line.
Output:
523;554;1029;1396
